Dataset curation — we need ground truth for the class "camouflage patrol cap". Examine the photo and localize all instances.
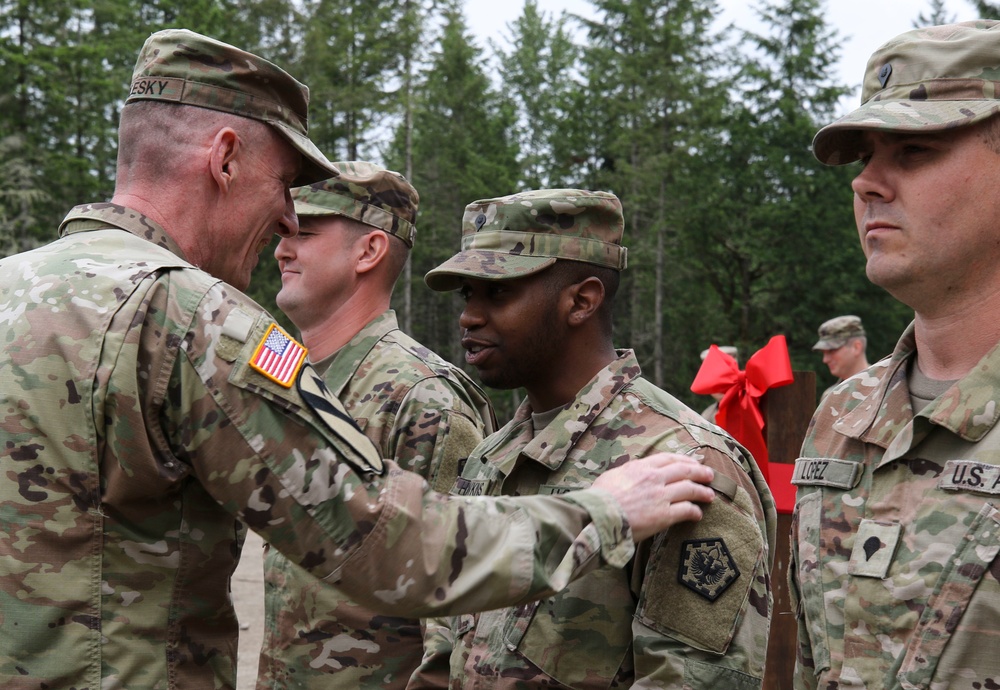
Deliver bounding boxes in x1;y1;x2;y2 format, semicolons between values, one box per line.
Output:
812;315;865;351
126;28;337;186
701;346;739;361
814;21;1000;165
424;188;627;292
292;162;419;246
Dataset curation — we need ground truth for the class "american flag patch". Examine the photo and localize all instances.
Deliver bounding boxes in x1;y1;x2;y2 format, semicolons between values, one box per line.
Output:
249;323;308;387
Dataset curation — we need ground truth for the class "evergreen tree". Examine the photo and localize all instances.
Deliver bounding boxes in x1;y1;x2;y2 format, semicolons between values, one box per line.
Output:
574;0;728;389
914;0;957;26
294;0;410;161
689;0;910;395
0;0;265;258
390;0;433;333
387;0;521;416
0;129;47;255
226;0;303;64
0;1;108;250
494;0;580;189
0;0;928;403
968;0;1000;19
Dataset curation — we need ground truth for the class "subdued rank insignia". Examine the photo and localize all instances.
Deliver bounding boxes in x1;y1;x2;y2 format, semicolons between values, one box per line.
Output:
298;364;385;476
677;538;740;602
848;519;900;578
249;323;308;388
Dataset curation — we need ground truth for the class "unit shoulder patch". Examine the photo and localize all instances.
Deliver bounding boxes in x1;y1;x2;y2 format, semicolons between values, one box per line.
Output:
677;537;740;602
298;364;384;476
637;496;762;653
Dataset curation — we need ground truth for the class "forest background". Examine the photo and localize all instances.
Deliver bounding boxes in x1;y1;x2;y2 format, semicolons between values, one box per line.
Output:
2;0;992;420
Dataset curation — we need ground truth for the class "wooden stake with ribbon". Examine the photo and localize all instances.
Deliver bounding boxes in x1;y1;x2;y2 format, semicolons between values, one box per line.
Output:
691;335;796;512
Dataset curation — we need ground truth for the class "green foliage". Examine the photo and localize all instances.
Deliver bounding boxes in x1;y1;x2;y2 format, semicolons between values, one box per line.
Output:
0;0;279;254
914;0;958;26
386;1;520;416
968;0;1000;20
716;0;911;392
1;1;110;247
294;0;410;160
0;130;47;255
492;0;580;188
568;0;731;392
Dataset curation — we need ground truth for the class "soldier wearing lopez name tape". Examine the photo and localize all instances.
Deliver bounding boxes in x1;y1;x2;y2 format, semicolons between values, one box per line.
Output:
0;29;720;690
257;163;496;689
790;21;1000;690
411;189;776;689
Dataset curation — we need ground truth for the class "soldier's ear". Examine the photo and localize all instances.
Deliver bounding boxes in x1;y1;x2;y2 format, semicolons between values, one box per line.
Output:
209;127;240;194
355;230;389;275
567;277;604;326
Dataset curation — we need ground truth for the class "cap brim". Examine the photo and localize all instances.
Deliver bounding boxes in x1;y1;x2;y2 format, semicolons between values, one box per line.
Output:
271;120;339;186
813;100;1000;165
293;200;342;217
424;252;556;291
812;338;846;351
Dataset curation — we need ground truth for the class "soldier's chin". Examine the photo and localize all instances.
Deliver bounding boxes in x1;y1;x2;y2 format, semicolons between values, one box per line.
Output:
475;369;517;392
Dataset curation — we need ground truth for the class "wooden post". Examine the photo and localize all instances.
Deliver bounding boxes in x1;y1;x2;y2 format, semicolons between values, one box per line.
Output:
760;370;816;690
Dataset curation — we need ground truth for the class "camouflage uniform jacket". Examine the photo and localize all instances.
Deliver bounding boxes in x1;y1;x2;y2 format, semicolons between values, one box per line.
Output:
260;310;496;689
416;350;776;689
0;204;639;690
791;323;1000;689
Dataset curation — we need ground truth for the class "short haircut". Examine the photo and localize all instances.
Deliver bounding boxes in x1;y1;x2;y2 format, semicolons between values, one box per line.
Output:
541;260;620;332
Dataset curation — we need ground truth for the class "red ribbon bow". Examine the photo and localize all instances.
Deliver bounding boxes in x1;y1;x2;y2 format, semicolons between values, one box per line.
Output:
691;335;796;512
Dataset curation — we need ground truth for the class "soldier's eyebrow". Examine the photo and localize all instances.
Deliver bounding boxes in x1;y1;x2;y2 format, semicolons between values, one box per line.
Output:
894;131;950;143
879;130;953;145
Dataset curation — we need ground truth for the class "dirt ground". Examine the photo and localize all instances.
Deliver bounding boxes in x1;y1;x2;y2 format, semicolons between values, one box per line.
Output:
233;529;266;690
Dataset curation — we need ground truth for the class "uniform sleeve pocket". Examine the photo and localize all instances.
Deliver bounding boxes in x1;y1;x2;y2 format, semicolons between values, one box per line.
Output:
636;488;766;654
791;490;831;675
684;658;762;689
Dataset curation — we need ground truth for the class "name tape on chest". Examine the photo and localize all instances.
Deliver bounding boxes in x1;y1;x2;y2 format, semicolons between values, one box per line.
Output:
792;457;862;489
539;484;578;496
452;476;488;496
939;460;1000;494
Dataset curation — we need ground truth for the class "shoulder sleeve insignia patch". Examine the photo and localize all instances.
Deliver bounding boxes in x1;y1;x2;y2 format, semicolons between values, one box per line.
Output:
297;364;385;476
249;323;308;388
677;537;740;602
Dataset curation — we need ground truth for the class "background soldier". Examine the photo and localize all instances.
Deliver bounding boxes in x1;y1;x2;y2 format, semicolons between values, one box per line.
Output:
698;345;739;422
811;314;870;398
